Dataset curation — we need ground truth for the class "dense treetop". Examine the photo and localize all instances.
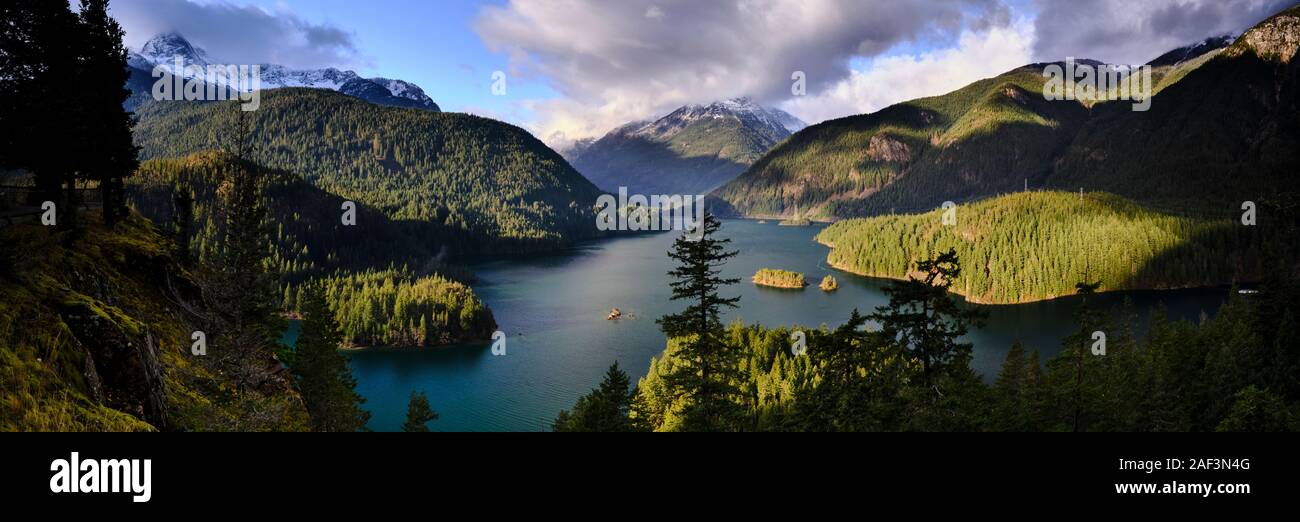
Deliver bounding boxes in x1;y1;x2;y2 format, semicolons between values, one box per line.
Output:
815;191;1266;304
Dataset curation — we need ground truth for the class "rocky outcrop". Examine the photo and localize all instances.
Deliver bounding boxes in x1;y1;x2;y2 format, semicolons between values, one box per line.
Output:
60;300;167;427
1228;7;1300;63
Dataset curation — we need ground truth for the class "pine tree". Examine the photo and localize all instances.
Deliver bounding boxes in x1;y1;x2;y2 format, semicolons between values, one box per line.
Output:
208;106;284;389
553;362;636;432
402;391;438;432
0;2;81;213
292;286;370;432
792;310;902;431
1024;349;1045;430
76;0;137;226
992;341;1029;431
1069;279;1103;431
1216;386;1294;432
172;186;194;264
656;213;744;431
869;248;987;395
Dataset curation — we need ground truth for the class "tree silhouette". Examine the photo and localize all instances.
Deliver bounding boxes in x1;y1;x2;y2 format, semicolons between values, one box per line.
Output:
657;213;745;431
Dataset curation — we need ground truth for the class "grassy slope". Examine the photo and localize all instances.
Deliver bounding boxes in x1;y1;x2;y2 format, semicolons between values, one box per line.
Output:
816;191;1263;304
0;213;309;431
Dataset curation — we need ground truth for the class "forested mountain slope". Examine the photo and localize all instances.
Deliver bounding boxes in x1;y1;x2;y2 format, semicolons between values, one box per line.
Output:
714;6;1300;220
571;98;804;196
1049;7;1300;204
133;89;606;255
127;153;497;348
815;191;1284;304
711;66;1090;219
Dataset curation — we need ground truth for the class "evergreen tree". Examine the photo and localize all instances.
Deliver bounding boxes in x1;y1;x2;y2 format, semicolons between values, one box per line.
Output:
869;248;987;395
656;213;744;431
76;0;137;226
292;286;370;432
171;186;194;264
992;341;1031;431
0;1;81;213
1216;386;1294;432
402;391;438;432
207;107;284;389
1065;280;1104;431
1023;349;1045;430
792;310;906;431
553;362;637;432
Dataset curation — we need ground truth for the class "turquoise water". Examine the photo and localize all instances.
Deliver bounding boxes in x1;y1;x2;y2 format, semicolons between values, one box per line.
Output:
340;219;1230;431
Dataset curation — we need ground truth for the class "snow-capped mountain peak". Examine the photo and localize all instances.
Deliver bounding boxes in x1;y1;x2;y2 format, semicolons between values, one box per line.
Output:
128;32;439;111
137;32;213;67
368;77;439;109
1147;34;1236;67
627;96;806;139
566;97;807;196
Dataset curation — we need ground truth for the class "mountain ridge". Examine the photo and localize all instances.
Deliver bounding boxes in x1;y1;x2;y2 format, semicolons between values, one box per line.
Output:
713;5;1300;220
133;87;605;255
126;32;440;112
568;97;805;197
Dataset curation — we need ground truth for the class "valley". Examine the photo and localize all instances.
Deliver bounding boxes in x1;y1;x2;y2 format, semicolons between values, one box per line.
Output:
4;1;1299;435
567;97;805;196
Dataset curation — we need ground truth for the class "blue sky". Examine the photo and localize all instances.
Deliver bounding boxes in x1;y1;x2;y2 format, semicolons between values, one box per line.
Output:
115;0;554;123
110;0;1296;147
245;0;553;122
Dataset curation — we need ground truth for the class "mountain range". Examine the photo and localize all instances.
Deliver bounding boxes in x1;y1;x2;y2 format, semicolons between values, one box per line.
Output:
712;6;1300;220
132;87;604;255
125;32;440;112
566;97;805;196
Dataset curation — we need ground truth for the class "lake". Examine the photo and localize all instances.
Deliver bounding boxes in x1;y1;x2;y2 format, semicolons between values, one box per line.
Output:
343;219;1231;431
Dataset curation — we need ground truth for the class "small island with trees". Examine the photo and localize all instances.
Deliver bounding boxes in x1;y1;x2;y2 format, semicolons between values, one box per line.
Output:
819;275;838;292
752;268;807;289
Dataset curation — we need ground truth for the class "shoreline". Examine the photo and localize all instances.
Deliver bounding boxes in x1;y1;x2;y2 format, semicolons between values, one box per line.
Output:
752;280;808;290
337;339;491;352
815;238;1243;306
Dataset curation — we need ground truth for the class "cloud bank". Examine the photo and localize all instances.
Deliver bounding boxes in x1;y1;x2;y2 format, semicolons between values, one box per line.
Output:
475;0;1015;146
781;21;1034;126
1030;0;1299;64
110;0;365;70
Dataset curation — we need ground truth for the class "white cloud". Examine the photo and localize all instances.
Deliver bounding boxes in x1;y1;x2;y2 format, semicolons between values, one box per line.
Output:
475;0;1014;147
110;0;365;70
781;21;1035;125
1031;0;1297;64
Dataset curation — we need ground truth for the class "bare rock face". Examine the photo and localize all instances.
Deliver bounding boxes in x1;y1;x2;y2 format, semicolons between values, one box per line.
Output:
60;301;167;427
866;134;912;163
1229;7;1300;63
